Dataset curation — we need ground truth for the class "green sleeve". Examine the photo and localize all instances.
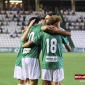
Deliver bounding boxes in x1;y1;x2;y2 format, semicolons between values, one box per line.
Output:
61;36;69;45
33;31;43;45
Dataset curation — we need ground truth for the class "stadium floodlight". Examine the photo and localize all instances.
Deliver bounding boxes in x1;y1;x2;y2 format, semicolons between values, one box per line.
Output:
9;0;22;3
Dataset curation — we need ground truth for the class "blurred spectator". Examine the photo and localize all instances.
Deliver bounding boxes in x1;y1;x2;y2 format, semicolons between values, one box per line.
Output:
67;11;70;15
5;14;9;21
73;26;76;30
0;26;3;33
10;11;12;14
12;14;17;21
9;30;15;38
4;11;7;15
6;29;9;34
17;22;20;26
14;30;19;37
13;14;17;18
17;11;21;18
22;21;25;26
17;11;20;14
5;14;9;18
79;23;82;30
23;15;26;21
66;27;71;32
21;26;24;31
68;22;72;26
63;7;66;12
60;9;64;14
80;15;83;19
17;18;20;25
22;11;25;15
0;22;4;26
72;11;75;15
29;9;33;14
76;19;79;22
55;7;59;13
68;7;71;12
81;19;83;22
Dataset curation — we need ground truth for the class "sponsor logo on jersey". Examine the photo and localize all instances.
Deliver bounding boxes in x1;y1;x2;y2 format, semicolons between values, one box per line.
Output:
23;48;31;54
46;56;58;62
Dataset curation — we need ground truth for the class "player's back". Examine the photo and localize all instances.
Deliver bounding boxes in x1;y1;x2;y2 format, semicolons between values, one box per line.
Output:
40;32;63;69
24;24;43;59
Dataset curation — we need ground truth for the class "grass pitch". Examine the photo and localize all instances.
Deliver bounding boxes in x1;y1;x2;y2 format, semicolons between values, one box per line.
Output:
0;52;85;85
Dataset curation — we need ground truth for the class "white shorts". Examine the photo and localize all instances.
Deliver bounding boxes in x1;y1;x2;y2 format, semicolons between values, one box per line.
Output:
42;68;64;82
22;58;41;80
13;66;26;80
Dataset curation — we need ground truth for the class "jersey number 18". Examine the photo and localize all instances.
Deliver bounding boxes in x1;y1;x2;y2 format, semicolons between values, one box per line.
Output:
46;38;57;53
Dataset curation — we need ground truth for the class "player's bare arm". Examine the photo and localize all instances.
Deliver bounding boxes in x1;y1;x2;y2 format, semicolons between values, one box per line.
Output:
64;44;71;52
21;19;35;42
22;41;35;48
41;25;71;36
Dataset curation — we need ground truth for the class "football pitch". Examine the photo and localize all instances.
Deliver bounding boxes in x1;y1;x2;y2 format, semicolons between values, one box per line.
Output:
0;52;85;85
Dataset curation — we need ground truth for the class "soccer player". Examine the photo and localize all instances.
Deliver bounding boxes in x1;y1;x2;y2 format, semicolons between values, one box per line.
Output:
21;17;45;85
41;12;71;37
13;18;36;85
42;15;71;85
22;15;71;85
42;14;71;52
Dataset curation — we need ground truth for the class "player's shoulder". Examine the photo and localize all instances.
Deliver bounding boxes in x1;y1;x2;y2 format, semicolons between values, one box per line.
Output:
60;27;65;31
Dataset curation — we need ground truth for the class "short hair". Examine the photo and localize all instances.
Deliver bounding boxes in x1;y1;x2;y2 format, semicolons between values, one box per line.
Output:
39;16;45;20
28;17;41;26
48;15;62;25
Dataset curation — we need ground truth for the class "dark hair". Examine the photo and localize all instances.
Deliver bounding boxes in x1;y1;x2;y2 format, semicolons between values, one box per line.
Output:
39;16;45;20
46;12;56;16
28;17;41;26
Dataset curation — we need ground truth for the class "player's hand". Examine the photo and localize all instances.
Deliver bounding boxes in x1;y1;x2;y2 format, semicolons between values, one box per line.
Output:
41;25;55;31
28;19;36;28
46;26;58;33
48;25;55;29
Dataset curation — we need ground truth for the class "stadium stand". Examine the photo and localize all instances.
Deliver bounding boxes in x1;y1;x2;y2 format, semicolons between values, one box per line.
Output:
60;10;85;48
0;10;85;48
0;34;20;47
71;30;85;48
61;11;85;30
0;11;45;48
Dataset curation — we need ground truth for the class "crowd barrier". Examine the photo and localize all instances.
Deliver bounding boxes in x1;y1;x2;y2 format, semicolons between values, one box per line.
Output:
0;47;85;53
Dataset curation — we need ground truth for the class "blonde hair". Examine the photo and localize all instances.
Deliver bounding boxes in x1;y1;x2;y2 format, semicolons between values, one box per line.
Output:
49;15;62;25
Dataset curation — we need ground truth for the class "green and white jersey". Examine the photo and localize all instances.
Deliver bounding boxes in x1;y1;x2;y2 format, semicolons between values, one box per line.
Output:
23;24;43;59
15;32;25;67
33;31;69;69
